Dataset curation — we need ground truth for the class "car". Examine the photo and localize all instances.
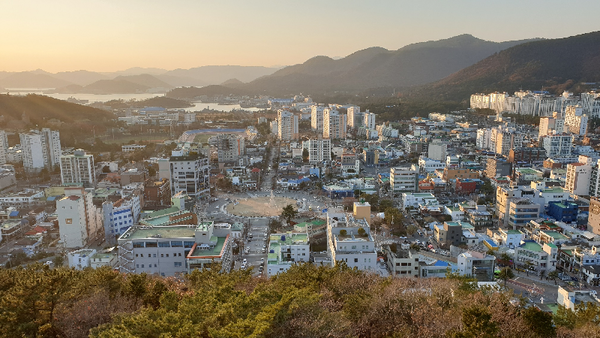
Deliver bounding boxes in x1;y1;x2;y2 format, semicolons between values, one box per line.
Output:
243;258;247;264
261;257;264;262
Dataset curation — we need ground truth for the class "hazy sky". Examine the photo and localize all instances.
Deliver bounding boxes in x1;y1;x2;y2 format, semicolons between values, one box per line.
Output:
2;0;599;72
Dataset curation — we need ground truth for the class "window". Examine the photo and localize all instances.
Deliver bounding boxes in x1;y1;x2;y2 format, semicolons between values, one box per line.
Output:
184;241;195;248
161;254;164;257
354;258;358;263
166;254;169;257
141;264;144;268
146;242;158;248
153;254;156;258
174;262;182;267
133;242;144;248
171;241;183;247
135;254;138;257
159;242;170;248
140;254;144;258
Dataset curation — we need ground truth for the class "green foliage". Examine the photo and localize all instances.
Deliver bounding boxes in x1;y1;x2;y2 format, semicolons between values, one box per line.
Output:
448;305;498;338
357;227;366;237
339;229;347;236
497;267;515;287
522;306;555;337
280;204;298;224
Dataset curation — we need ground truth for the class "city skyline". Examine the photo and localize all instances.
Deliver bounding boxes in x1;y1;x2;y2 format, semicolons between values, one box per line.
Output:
2;0;600;72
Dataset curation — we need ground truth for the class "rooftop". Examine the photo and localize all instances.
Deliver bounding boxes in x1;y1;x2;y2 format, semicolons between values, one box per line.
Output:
188;236;227;258
120;226;195;241
520;241;543;252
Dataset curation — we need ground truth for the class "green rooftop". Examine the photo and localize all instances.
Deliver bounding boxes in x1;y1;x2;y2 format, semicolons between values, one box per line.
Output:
542;231;568;240
123;226;195;240
517;168;541;175
140;210;195;226
189;236;227;257
520;241;543;252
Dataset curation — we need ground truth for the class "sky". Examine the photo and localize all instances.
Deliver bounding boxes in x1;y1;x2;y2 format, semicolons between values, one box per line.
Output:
1;0;600;73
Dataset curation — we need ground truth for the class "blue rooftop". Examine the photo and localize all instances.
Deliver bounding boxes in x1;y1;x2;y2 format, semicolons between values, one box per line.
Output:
9;211;19;217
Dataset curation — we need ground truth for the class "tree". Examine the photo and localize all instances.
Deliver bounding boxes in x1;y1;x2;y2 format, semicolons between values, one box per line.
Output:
547;270;560;285
102;165;111;173
522;306;556;337
302;148;309;163
357;227;366;237
407;224;418;236
281;204;298;224
448;305;498;338
497;267;515;287
339;229;347;236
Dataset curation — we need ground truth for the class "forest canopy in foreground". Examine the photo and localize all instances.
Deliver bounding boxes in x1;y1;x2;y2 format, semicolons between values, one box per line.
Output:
0;263;599;338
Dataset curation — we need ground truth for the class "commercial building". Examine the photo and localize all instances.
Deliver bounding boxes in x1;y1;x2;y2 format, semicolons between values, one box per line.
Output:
514;240;557;275
323;109;347;139
326;212;377;271
19;128;61;171
169;148;210;199
384;244;420;277
266;232;310;277
457;251;496;281
508;147;547;164
278;110;299;140
305;139;331;164
507;198;541;229
60;149;96;187
117;221;232;276
390;167;418;194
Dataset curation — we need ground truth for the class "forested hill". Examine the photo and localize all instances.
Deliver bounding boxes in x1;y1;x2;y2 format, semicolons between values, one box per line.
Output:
0;94;115;125
0;263;596;337
238;34;535;96
408;30;600;101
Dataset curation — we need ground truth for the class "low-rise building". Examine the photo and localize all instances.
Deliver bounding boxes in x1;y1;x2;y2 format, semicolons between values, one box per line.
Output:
457;251;496;282
266;232;310;277
558;286;599;311
514;240;557;275
326;212;377;271
384;244;420;277
67;249;97;270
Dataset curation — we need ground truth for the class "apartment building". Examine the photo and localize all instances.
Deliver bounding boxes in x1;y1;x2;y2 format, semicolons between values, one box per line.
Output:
565;162;592;195
428;141;447;163
363;111;376;130
60;149;96;187
588;197;600;235
564;105;588;135
323;109;347;139
490;126;523;156
214;134;245;163
57;195;88;248
485;158;512;178
0;130;8;165
542;134;573;158
390;167;418;194
266;232;310;277
19;128;61;171
326;212;377;271
311;106;325;131
305;139;331;164
346;106;362;129
102;193;142;244
278;110;299;140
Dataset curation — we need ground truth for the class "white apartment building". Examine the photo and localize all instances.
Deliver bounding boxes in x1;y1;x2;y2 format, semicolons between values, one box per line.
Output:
266;232;310;277
118;221;232;276
347;106;362;129
169;149;210;199
278;110;299;140
384;245;420;277
214;134;245;163
402;192;438;209
305;139;331;164
0;131;8;165
564;105;588;136
326;212;377;271
60;149;96;187
19;128;61;171
428;141;447;162
490;126;523;156
566;162;592;196
311;106;325;131
121;144;147;152
543;134;573;158
103;193;141;244
57;195;89;248
476;129;492;150
323;109;347;139
417;157;445;173
515;240;557;275
363;111;376;130
538;112;565;140
390;167;418;194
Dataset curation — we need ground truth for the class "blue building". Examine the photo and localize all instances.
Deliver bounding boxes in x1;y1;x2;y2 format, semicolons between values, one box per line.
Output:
547;200;578;223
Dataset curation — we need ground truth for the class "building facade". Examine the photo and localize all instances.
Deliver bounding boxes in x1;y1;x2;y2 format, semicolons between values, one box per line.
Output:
60;149;96;187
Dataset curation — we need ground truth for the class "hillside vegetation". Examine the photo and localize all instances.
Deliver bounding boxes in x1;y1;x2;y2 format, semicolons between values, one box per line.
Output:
1;263;598;338
410;30;600;101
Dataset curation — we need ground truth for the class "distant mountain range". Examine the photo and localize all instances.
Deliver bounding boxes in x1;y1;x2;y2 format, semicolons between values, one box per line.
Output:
230;34;538;96
0;66;278;94
408;30;600;101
